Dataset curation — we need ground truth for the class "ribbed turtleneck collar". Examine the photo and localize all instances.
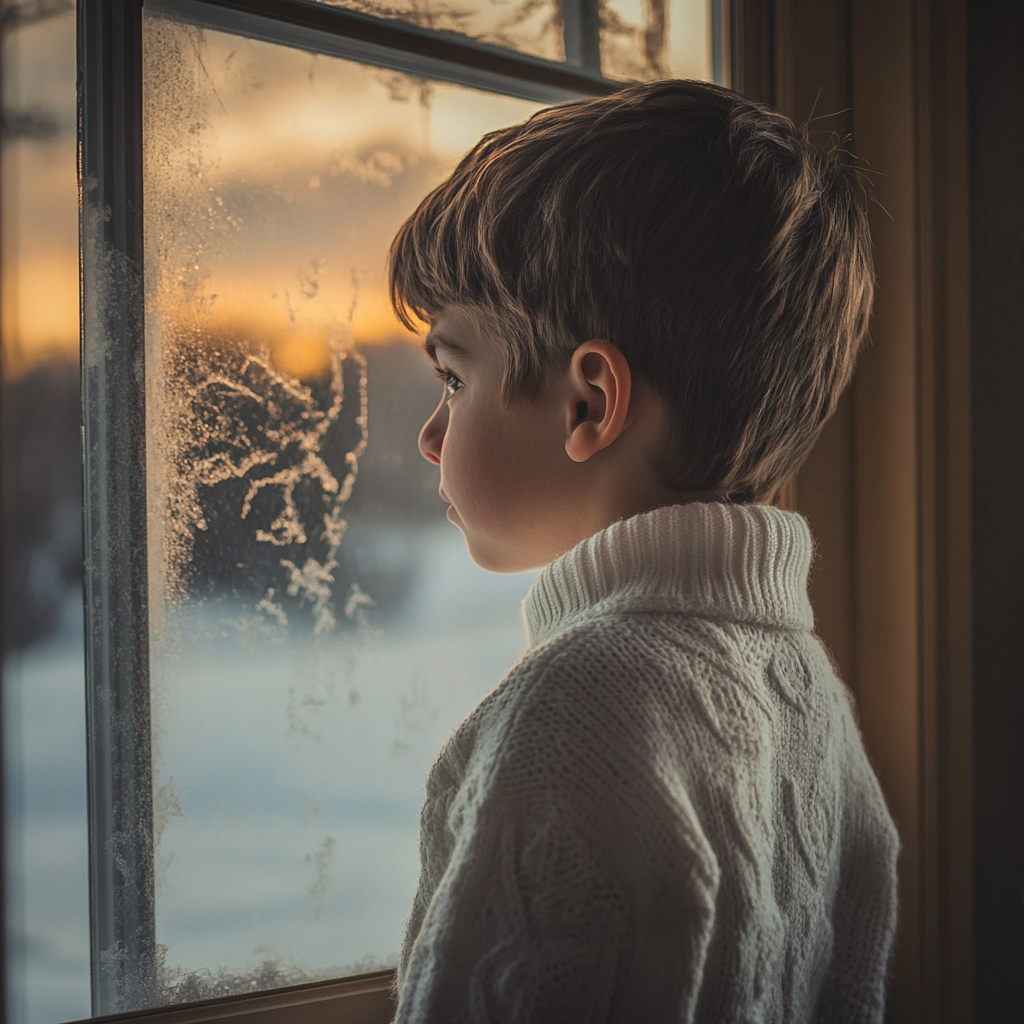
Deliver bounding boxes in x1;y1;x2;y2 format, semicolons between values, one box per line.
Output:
523;502;814;649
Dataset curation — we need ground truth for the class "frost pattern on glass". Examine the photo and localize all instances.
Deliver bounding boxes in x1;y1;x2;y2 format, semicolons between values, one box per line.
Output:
140;12;542;1009
167;329;368;637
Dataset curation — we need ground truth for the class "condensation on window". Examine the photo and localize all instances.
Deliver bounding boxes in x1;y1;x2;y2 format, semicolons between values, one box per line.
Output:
136;10;542;1007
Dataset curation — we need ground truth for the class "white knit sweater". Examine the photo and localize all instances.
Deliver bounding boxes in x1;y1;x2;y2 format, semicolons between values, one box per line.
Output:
395;503;899;1024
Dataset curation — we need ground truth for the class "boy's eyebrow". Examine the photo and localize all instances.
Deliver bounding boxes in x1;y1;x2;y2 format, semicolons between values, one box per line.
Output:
423;333;469;364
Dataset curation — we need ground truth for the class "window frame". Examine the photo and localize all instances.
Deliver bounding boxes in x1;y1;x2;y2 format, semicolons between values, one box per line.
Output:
69;0;984;1020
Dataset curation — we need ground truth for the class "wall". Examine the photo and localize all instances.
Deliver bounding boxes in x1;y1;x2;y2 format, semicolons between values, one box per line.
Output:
969;0;1024;1019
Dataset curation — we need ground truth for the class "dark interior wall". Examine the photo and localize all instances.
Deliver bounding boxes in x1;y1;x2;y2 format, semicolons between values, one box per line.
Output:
969;0;1024;1019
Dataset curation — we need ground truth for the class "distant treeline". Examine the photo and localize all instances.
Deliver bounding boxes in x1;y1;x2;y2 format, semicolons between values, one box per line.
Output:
2;355;82;653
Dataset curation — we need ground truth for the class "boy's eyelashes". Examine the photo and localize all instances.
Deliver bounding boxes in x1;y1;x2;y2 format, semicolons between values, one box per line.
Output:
433;365;463;398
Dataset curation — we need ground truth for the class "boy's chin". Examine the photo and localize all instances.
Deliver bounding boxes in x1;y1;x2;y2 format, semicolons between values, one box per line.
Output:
455;522;547;575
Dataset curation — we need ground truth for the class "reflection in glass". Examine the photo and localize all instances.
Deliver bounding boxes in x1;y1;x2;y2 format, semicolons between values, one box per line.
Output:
139;13;543;1003
1;4;92;1023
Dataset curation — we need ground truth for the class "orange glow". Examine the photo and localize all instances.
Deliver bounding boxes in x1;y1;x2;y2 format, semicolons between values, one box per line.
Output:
163;305;421;384
351;293;422;346
1;255;80;376
2;2;713;383
2;111;80;376
270;332;331;379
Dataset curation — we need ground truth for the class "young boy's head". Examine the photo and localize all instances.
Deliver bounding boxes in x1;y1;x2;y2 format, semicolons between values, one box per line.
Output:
389;80;873;572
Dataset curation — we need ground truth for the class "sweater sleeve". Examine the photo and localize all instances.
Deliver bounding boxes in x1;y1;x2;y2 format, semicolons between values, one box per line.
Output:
393;639;721;1024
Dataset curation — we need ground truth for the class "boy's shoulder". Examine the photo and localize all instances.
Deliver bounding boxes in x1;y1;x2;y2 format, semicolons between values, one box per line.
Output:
517;603;774;698
447;597;866;805
432;613;730;852
488;605;716;695
457;604;780;775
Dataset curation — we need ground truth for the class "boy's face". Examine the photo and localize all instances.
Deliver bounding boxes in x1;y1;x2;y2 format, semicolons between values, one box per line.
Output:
418;307;590;573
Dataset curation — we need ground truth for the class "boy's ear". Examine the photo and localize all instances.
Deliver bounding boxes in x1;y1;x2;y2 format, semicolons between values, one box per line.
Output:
564;340;633;463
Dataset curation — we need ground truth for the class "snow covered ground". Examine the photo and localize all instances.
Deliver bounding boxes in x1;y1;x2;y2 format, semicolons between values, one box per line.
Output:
4;610;91;1024
5;524;537;1022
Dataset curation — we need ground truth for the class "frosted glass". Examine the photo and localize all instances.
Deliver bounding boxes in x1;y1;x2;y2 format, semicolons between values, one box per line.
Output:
140;11;542;1004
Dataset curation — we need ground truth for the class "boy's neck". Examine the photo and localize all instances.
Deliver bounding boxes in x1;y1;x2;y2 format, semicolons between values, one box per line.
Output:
563;375;728;540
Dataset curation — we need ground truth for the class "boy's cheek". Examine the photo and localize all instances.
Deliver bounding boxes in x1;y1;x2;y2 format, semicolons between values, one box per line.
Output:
447;470;517;534
441;418;507;512
446;470;544;562
442;405;568;542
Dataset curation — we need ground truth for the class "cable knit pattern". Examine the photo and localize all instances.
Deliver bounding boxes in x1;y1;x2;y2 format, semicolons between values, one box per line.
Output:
395;503;899;1024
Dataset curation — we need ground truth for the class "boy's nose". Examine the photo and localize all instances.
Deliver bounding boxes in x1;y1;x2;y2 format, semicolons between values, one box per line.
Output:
418;398;447;465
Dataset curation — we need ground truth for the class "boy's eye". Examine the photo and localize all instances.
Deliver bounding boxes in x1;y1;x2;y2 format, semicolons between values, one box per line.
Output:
434;366;463;399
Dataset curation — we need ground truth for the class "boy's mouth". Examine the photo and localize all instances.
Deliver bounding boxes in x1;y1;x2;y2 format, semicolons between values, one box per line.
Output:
439;486;460;525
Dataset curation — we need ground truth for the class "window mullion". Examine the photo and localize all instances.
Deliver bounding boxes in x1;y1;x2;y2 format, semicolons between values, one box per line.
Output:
561;0;600;73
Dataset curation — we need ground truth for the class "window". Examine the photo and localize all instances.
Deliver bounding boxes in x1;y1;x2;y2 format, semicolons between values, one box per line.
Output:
2;4;88;1022
3;0;724;1020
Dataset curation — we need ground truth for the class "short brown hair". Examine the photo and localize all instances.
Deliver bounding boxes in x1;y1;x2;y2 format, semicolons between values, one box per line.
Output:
389;79;873;502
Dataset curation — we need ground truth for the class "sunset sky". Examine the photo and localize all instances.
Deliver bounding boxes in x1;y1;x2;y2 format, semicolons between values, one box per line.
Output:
1;10;78;375
2;0;711;379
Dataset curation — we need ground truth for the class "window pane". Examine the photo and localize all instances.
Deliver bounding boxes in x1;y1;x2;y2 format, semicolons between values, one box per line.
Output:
310;0;715;80
322;0;565;62
136;11;542;1006
1;6;92;1024
601;0;713;81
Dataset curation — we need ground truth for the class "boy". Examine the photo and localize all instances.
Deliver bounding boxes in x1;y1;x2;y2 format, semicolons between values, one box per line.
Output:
387;80;898;1023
